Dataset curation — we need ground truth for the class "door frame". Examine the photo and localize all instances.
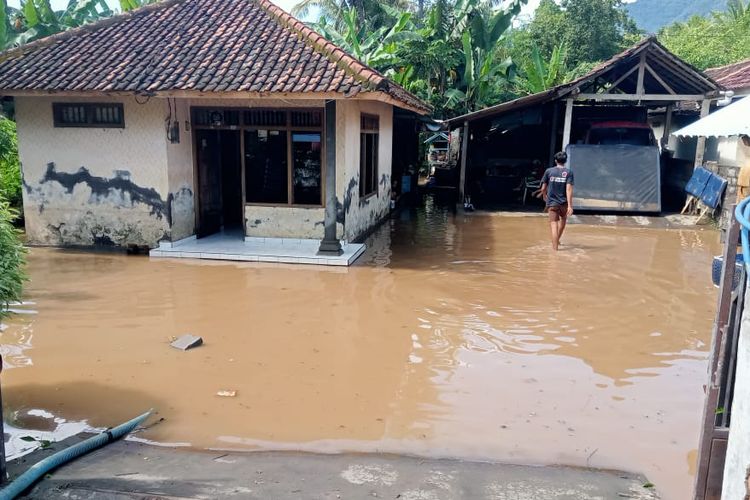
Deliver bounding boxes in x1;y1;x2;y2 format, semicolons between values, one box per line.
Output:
192;127;245;238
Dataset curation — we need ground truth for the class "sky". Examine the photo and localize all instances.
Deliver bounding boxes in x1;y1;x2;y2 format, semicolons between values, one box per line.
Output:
8;0;543;19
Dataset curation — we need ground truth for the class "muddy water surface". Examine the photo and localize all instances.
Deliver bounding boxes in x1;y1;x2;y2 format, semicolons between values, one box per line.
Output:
1;200;719;500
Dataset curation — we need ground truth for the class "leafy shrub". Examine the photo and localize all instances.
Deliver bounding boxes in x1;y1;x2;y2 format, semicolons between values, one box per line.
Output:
0;117;21;211
0;200;25;317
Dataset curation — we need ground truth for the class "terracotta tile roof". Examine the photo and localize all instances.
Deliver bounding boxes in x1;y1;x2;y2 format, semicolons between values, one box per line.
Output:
0;0;430;113
706;58;750;91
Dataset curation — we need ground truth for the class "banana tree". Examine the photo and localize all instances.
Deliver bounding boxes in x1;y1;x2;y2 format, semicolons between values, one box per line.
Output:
2;0;113;49
315;7;421;69
119;0;160;12
445;0;527;113
517;43;567;95
726;0;750;21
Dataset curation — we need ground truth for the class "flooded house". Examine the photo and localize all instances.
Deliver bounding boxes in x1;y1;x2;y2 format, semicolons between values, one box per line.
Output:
445;37;724;214
0;0;430;265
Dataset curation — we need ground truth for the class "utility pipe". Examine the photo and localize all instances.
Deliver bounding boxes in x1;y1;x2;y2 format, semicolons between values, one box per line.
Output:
0;410;152;500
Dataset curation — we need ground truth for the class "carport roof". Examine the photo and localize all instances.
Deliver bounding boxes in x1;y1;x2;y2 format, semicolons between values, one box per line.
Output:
446;37;721;126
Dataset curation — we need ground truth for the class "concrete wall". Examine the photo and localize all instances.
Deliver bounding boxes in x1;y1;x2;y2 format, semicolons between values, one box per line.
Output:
17;96;171;247
245;206;326;239
336;99;393;242
166;98;196;242
722;280;750;500
705;162;741;230
17;95;396;246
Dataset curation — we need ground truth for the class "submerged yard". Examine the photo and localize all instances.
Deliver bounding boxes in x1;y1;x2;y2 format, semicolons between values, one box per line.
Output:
0;198;719;500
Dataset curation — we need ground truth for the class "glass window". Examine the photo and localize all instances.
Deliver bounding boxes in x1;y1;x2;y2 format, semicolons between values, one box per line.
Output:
292;133;322;205
244;130;288;204
53;103;124;128
360;114;379;198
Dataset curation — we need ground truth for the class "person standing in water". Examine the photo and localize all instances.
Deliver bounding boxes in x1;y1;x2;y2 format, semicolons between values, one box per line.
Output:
540;152;574;251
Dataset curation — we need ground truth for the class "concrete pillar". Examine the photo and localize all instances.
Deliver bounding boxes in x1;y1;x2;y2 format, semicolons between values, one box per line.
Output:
458;120;469;203
318;100;342;255
562;99;574;149
695;99;711;168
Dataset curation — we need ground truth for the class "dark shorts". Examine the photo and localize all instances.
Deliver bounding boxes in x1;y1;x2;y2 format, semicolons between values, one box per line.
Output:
546;203;569;222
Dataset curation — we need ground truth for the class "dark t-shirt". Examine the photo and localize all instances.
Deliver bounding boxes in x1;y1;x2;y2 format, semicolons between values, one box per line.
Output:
542;166;574;207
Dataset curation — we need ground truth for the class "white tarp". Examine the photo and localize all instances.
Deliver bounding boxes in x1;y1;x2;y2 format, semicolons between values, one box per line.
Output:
673;97;750;138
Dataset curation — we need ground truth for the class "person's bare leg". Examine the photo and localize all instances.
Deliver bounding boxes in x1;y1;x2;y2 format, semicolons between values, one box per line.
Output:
558;216;568;244
550;221;560;251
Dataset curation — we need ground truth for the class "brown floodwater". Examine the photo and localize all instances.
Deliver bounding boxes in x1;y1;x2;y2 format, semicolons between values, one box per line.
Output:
0;199;720;500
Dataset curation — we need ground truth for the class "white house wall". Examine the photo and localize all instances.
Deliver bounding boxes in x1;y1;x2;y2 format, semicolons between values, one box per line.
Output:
16;95;396;246
336;99;393;242
166;98;196;241
16;95;171;247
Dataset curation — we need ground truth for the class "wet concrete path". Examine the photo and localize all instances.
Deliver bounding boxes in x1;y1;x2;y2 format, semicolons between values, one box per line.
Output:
14;438;659;500
0;197;720;500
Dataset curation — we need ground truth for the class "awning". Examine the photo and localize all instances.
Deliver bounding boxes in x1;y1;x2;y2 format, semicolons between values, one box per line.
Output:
673;97;750;138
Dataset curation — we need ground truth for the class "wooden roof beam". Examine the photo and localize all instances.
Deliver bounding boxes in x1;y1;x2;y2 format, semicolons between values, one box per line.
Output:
645;63;676;95
603;64;640;94
576;93;708;102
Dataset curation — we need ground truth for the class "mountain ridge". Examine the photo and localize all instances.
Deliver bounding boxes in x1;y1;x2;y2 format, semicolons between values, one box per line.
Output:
625;0;729;33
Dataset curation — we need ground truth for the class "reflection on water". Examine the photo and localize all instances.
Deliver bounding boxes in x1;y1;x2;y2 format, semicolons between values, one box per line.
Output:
0;196;719;500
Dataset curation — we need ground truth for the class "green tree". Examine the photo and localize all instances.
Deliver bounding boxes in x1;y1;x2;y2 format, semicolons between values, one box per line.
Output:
314;6;421;69
0;0;162;50
396;0;527;116
293;0;409;32
445;0;525;113
562;0;639;67
0;200;25;318
1;0;114;49
659;0;750;70
119;0;160;11
0;117;21;211
509;0;639;76
516;43;567;94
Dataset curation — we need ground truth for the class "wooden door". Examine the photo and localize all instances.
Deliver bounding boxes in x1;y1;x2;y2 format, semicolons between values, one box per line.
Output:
196;130;222;238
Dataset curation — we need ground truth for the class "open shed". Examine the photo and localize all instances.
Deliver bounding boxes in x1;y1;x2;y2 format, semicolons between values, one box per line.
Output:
446;37;723;212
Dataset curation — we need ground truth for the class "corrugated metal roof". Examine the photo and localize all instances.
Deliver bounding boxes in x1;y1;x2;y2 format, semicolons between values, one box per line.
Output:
673;97;750;138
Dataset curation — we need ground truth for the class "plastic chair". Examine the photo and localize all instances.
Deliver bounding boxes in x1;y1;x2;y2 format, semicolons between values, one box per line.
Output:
523;178;542;205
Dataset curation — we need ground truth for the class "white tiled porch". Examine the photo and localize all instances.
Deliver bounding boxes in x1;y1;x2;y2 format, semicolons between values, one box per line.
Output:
150;232;366;267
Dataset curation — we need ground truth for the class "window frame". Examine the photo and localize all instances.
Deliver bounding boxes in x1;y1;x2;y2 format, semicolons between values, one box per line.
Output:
191;107;326;208
53;102;125;128
359;113;380;199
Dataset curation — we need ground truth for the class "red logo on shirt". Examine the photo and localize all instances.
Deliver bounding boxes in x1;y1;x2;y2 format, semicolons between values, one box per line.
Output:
562;171;568;178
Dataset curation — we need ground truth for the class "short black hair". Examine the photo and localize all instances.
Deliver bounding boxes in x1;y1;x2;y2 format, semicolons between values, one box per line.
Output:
554;151;568;165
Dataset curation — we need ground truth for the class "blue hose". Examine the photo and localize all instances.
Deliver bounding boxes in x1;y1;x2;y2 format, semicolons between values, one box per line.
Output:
0;410;152;500
735;198;750;271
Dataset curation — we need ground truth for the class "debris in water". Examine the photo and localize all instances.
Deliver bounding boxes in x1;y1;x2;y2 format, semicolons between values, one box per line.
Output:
170;334;203;351
217;390;237;397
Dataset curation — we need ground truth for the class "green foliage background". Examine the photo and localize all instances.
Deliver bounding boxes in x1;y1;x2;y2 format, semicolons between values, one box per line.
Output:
0;200;25;318
0;116;21;210
659;1;750;70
